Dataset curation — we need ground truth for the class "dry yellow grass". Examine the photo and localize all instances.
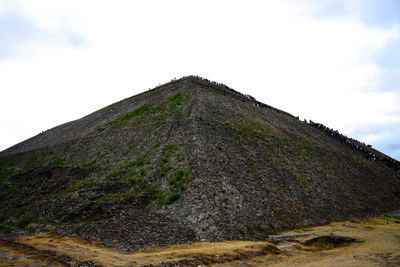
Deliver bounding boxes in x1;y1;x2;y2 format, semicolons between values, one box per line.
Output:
1;216;399;266
248;216;400;267
3;234;278;266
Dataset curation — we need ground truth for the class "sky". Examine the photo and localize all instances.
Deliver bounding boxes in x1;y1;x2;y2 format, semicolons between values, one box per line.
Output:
0;0;399;160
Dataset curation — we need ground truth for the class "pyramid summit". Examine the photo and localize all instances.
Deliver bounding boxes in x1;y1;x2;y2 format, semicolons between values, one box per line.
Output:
0;76;399;252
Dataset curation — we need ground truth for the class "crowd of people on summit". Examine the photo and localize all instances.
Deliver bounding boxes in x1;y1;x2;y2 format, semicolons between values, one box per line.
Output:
186;75;399;170
305;119;399;169
191;75;282;113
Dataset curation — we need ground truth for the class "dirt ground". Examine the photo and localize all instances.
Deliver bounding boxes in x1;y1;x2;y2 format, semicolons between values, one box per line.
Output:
1;215;400;266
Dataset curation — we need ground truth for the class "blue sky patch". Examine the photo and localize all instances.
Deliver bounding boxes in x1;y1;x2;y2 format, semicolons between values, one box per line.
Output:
308;0;400;28
0;14;41;60
0;12;86;61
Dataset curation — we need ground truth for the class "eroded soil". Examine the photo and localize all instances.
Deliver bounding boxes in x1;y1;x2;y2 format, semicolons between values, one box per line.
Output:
0;215;399;266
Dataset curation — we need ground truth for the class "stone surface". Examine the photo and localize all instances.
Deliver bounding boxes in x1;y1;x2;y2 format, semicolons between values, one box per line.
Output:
1;76;400;252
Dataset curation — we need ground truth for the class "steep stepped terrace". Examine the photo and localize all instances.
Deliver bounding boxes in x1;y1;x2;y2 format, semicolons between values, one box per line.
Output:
0;76;400;253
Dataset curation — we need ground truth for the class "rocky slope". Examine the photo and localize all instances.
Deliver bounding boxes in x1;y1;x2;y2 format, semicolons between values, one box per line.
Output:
0;76;399;252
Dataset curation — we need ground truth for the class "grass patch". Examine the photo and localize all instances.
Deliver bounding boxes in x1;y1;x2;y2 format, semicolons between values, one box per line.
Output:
121;103;153;121
53;156;64;166
135;156;145;166
0;224;13;233
22;152;43;172
139;168;147;176
168;169;191;191
84;159;97;169
152;191;167;205
0;168;13;185
0;188;15;200
236;227;245;234
74;178;95;189
153;113;167;122
17;215;37;229
177;152;185;161
166;192;180;204
151;185;180;205
169;93;183;105
100;193;125;202
161;155;169;165
160;143;177;166
53;189;70;198
295;174;310;183
127;177;147;195
165;143;177;151
153;142;161;148
159;166;173;178
16;207;25;218
83;200;93;208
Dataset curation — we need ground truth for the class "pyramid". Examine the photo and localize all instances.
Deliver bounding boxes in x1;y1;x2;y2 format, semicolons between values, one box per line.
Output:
1;76;399;252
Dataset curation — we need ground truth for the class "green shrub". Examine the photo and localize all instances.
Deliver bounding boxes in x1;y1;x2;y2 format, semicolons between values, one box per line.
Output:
74;178;94;189
161;155;169;165
0;224;12;233
254;224;266;233
22;153;41;172
168;169;190;191
53;157;64;166
17;215;37;229
175;169;184;180
126;176;135;183
168;93;184;112
159;166;172;177
160;143;177;166
236;227;245;234
53;189;70;198
84;159;97;168
152;192;166;204
136;156;145;166
0;188;15;200
139;168;147;176
101;193;125;202
127;176;147;194
83;200;92;208
169;93;183;103
127;176;146;185
166;192;180;204
153;142;161;148
16;207;25;218
0;168;12;185
165;143;177;151
177;152;185;161
295;174;310;183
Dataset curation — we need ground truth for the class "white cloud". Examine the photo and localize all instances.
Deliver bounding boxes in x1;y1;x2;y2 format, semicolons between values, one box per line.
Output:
0;0;399;159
